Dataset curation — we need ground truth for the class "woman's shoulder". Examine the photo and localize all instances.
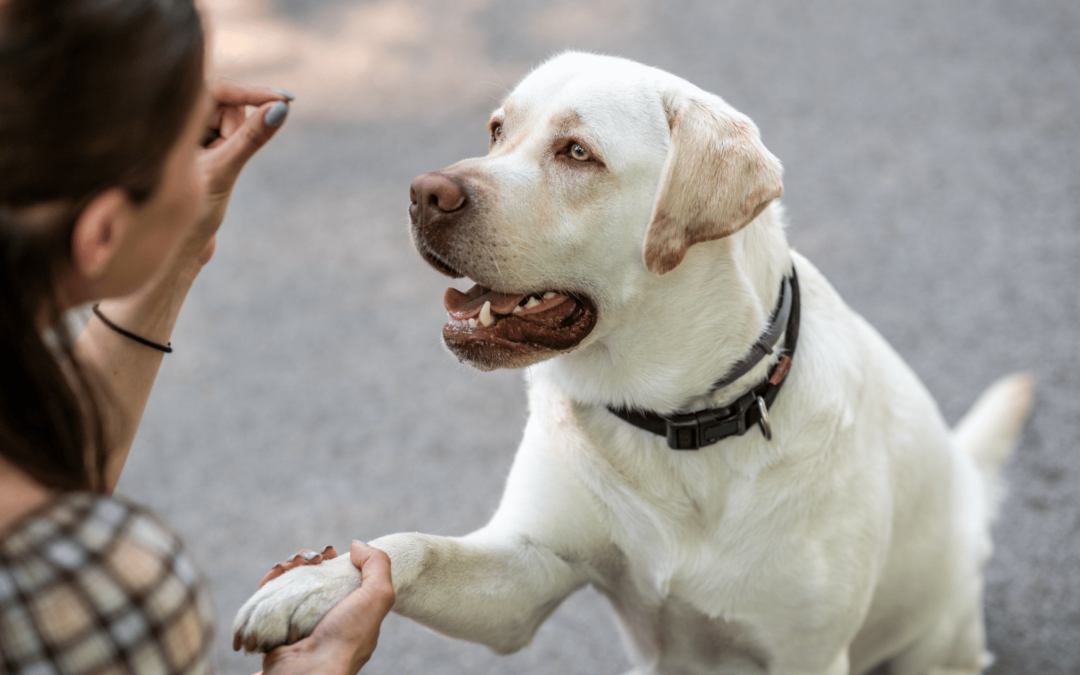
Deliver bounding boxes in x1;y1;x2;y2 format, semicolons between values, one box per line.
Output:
0;492;215;674
4;491;170;554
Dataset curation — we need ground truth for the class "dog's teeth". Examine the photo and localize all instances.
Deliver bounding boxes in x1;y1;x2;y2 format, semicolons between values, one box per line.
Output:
511;305;522;315
525;297;540;309
543;291;556;299
468;318;478;328
479;301;494;327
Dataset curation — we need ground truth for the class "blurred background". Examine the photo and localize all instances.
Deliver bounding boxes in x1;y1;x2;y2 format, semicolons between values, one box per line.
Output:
115;0;1079;672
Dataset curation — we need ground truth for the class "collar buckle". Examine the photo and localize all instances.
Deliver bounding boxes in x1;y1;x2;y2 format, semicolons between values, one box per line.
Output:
666;412;705;450
664;395;759;450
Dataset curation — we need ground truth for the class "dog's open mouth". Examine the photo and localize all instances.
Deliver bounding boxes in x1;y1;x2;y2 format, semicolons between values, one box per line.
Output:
441;282;597;369
415;244;598;369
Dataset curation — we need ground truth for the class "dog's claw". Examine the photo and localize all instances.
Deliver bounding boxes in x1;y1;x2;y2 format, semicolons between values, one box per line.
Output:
259;545;343;589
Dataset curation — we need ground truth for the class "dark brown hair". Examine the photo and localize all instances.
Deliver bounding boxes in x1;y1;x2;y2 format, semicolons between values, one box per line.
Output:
0;0;205;491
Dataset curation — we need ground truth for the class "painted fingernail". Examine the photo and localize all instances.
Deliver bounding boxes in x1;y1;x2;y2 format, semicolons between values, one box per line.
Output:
264;100;289;127
301;549;318;560
272;88;296;101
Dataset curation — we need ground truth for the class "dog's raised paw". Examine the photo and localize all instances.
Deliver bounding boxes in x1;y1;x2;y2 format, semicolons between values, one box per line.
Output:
231;554;362;653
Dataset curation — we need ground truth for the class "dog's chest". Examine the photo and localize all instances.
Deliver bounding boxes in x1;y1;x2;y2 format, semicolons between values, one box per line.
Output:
594;472;781;603
587;518;772;673
574;438;800;672
573;413;792;609
602;588;770;674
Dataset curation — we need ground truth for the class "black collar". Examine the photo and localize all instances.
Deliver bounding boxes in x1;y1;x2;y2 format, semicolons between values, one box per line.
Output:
607;265;801;450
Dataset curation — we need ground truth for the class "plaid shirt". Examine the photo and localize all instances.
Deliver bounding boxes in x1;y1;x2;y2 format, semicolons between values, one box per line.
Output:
0;493;214;675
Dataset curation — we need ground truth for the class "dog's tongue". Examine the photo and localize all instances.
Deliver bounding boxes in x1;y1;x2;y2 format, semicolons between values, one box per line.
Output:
444;284;527;320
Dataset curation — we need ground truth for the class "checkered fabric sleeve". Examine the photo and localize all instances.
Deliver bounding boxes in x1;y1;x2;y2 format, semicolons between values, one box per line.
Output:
0;493;215;675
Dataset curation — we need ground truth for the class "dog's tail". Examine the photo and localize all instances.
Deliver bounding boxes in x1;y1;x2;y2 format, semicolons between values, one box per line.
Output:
952;372;1035;518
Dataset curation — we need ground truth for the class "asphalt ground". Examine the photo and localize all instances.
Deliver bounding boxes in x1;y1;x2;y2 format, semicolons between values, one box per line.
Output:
114;1;1080;672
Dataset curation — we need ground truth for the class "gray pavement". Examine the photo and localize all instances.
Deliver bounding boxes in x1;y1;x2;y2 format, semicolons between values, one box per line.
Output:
116;0;1080;672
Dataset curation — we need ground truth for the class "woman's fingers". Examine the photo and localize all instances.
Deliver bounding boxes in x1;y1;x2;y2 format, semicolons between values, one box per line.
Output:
208;78;293;107
216;105;247;143
203;79;289;146
259;546;339;588
201;98;289;193
200;79;294;190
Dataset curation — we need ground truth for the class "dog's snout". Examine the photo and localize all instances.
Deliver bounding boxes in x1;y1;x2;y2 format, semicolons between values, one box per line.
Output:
410;173;466;222
408;171;472;278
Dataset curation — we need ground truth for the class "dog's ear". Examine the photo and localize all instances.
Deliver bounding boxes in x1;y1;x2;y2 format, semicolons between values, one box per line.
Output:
643;91;784;275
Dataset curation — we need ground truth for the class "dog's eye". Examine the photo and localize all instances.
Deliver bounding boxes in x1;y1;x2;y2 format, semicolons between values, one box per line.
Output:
491;125;503;143
569;143;590;161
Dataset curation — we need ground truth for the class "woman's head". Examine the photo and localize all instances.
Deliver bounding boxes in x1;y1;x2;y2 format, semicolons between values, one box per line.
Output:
0;0;206;491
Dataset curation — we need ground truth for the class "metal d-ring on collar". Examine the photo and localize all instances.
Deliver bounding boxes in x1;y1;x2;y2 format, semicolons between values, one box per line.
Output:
607;265;801;450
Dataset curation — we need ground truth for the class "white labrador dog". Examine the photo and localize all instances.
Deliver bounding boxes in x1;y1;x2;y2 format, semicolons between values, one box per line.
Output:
233;52;1033;675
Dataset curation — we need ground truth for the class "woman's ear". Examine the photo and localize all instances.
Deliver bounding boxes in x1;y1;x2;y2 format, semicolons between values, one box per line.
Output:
643;90;784;275
70;189;129;283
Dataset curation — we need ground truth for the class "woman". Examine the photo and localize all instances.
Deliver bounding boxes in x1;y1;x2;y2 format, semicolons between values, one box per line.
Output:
0;1;393;673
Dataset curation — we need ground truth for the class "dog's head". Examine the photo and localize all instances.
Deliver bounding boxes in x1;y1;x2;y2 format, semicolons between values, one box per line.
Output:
409;52;783;372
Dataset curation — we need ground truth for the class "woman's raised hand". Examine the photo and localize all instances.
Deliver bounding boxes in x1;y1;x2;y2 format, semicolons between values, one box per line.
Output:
183;80;293;268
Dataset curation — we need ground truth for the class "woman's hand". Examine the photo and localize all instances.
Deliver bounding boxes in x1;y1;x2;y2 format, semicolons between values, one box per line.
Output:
179;80;292;272
256;542;396;675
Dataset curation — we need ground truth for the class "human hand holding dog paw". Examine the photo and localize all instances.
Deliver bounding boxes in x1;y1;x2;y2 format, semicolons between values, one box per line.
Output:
234;541;394;675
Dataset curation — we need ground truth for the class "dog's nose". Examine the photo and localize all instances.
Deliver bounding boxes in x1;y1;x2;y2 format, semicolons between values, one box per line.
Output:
410;173;466;222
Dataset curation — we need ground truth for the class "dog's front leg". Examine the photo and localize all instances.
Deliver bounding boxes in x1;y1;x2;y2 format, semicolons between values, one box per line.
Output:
231;526;585;655
369;526;587;654
234;402;602;655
